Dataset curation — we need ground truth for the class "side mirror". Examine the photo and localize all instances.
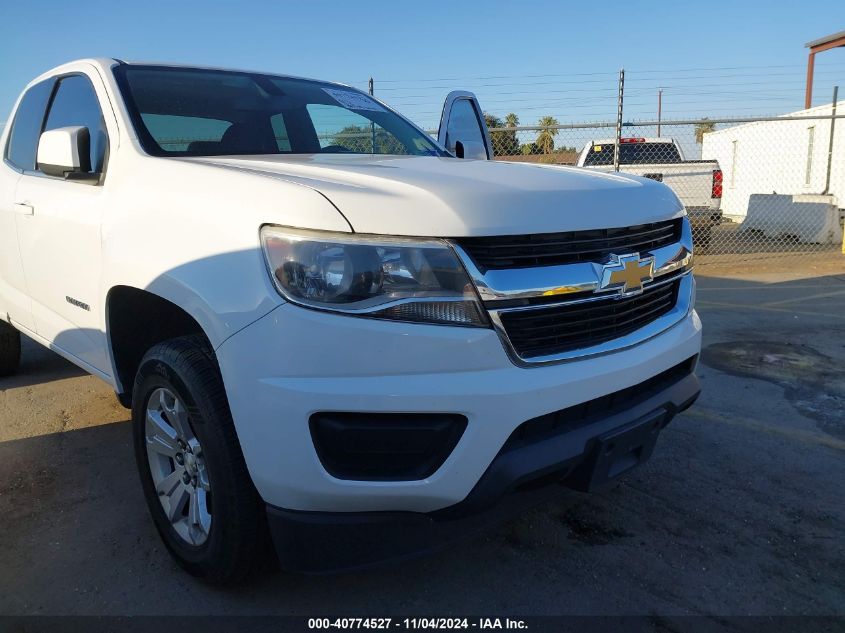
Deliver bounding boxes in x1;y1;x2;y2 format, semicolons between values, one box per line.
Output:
454;139;489;160
437;91;493;160
37;126;95;181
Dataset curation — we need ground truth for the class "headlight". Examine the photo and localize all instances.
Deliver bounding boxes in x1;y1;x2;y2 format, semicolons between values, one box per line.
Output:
260;226;488;326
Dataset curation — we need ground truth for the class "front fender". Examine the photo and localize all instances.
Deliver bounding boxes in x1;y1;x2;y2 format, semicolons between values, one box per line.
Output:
142;251;282;349
100;152;351;350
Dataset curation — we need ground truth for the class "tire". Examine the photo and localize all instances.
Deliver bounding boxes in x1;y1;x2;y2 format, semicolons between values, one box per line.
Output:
131;335;269;584
0;321;21;377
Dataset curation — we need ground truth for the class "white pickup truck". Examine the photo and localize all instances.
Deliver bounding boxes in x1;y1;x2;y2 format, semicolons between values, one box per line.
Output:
576;137;722;248
0;59;701;582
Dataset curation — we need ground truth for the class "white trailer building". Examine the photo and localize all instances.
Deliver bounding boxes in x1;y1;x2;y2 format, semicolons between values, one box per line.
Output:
701;102;844;238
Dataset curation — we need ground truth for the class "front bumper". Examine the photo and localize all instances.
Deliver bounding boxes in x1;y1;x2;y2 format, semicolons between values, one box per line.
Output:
266;362;699;572
215;300;702;514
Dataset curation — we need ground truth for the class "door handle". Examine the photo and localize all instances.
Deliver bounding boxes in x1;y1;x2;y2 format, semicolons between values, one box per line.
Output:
12;203;34;216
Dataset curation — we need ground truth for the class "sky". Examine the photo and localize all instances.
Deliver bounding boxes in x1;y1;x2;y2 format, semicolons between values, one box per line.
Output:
1;0;844;132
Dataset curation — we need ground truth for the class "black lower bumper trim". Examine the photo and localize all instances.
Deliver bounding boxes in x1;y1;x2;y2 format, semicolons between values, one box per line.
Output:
267;482;566;574
267;364;701;573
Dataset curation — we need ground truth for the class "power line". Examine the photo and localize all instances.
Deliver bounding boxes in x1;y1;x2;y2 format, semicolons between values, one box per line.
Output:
387;85;823;107
367;65;845;88
372;71;845;93
386;88;833;112
367;71;619;83
363;62;843;84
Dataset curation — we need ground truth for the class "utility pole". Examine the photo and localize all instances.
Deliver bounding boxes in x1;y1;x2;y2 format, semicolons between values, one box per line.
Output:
657;88;663;137
368;77;376;154
613;68;625;172
824;85;838;194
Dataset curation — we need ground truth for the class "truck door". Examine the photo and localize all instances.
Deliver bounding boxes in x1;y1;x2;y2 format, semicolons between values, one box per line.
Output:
0;170;29;331
437;91;493;160
0;78;55;333
13;71;113;374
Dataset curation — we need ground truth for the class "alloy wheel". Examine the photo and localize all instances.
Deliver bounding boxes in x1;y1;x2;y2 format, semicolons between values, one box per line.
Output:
145;387;212;545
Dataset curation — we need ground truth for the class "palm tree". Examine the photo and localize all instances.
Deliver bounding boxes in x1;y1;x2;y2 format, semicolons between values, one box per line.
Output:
502;113;520;155
535;116;559;154
483;113;504;156
483;112;503;130
694;119;716;144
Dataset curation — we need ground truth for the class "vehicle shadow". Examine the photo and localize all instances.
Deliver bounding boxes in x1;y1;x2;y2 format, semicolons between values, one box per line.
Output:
0;334;87;390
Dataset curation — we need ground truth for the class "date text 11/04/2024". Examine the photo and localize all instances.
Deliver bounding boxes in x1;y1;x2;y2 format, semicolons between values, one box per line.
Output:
307;618;529;630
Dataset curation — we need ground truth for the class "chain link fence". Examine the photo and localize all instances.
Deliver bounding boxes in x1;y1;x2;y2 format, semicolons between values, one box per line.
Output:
159;107;845;264
40;69;841;266
479;108;845;262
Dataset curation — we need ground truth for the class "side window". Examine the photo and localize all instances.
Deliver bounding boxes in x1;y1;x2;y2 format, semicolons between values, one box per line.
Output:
5;79;54;171
730;140;738;188
141;114;231;152
43;75;108;173
805;126;815;186
446;99;485;149
584;144;614;166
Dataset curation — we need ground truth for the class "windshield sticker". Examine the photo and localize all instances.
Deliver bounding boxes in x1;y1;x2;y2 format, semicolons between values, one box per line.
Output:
593;145;602;152
322;87;386;112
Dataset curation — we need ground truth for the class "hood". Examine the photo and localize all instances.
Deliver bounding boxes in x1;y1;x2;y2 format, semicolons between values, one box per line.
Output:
181;154;684;237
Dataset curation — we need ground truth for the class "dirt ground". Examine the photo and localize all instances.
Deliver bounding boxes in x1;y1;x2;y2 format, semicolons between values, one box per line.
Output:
0;253;843;618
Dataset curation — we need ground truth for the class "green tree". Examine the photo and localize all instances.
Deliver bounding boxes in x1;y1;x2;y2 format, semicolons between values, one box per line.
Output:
694;119;716;144
333;125;405;154
521;142;539;155
499;112;520;155
484;112;508;156
535;116;560;154
483;112;503;129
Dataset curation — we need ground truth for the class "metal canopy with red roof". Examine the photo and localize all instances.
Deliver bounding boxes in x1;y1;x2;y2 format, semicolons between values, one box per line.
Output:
805;30;845;109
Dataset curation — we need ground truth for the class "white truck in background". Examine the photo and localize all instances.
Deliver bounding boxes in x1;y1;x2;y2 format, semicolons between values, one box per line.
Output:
577;137;723;248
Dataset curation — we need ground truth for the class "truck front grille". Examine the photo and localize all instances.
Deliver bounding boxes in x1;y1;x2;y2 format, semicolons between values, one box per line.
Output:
498;279;680;359
455;219;682;271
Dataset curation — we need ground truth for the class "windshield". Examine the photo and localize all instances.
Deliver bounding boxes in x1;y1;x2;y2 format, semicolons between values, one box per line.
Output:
113;65;444;157
583;142;681;166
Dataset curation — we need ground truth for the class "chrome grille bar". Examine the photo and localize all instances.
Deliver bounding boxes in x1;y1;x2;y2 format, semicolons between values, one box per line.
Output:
451;215;695;366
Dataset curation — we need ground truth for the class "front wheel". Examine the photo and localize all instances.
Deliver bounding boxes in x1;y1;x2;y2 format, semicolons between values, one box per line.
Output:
0;321;21;377
131;335;268;583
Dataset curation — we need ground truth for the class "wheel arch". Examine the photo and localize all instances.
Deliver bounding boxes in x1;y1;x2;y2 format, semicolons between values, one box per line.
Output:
106;285;214;405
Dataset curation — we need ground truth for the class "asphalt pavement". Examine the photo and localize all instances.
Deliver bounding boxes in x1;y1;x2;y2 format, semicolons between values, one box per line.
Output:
1;258;843;617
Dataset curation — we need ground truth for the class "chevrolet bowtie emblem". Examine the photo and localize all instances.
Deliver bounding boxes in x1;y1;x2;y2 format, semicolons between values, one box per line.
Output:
600;253;655;295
